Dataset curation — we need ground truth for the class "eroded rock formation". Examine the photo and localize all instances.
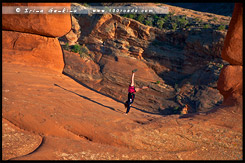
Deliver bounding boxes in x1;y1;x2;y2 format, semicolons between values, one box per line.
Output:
2;3;71;37
2;3;71;73
217;3;243;106
221;3;243;65
2;31;64;72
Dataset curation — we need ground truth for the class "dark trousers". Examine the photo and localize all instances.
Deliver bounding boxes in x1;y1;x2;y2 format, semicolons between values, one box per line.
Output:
126;93;135;113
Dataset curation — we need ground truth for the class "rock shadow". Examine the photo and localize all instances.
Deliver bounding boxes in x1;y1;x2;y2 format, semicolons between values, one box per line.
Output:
61;72;161;115
54;83;118;112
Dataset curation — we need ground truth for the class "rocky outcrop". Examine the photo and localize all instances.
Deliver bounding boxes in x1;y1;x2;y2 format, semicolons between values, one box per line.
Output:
2;3;71;73
221;3;243;65
2;3;71;37
217;3;243;106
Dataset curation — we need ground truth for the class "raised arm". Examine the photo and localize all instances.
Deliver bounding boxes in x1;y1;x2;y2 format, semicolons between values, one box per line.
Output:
135;86;149;92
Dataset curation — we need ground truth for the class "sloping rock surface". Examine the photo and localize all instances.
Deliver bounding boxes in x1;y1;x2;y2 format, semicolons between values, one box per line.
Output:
2;62;242;160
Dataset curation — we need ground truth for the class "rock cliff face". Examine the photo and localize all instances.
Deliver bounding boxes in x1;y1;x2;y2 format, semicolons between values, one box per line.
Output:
221;3;243;65
2;31;64;72
2;3;71;73
60;5;228;113
217;3;243;106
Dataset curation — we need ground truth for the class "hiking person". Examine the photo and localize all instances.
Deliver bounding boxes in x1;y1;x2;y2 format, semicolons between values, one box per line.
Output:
124;69;149;115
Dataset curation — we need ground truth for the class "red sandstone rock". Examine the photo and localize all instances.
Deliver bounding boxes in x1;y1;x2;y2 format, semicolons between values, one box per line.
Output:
2;118;42;160
217;3;243;106
2;3;71;37
217;65;243;104
2;62;243;160
2;30;64;73
221;3;243;65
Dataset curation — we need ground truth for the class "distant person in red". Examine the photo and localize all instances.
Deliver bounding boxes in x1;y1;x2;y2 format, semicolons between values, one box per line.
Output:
124;69;149;115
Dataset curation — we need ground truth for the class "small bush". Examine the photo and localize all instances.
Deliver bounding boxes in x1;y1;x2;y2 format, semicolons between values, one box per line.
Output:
79;45;89;54
64;43;70;51
70;44;93;60
203;24;211;29
218;64;223;69
71;44;81;53
163;14;170;21
81;3;89;7
194;18;200;22
217;25;225;30
153;14;159;19
172;23;177;30
156;18;165;29
213;17;218;22
128;14;136;19
178;16;188;28
174;106;179;110
137;15;145;23
145;20;153;26
156;80;160;84
145;16;154;26
172;106;180;114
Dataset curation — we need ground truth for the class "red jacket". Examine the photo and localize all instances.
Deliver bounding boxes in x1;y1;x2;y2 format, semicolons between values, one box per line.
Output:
128;86;136;93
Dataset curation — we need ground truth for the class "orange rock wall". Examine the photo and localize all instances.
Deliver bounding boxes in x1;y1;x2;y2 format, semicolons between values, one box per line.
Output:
221;3;243;65
218;3;243;106
2;3;71;37
2;31;65;72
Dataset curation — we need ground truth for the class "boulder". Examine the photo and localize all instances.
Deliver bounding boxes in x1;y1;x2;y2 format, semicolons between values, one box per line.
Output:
2;3;71;37
217;65;243;104
221;3;243;65
2;30;64;73
2;118;42;160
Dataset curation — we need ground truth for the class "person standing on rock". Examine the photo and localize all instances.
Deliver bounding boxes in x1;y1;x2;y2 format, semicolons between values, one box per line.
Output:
124;69;149;115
